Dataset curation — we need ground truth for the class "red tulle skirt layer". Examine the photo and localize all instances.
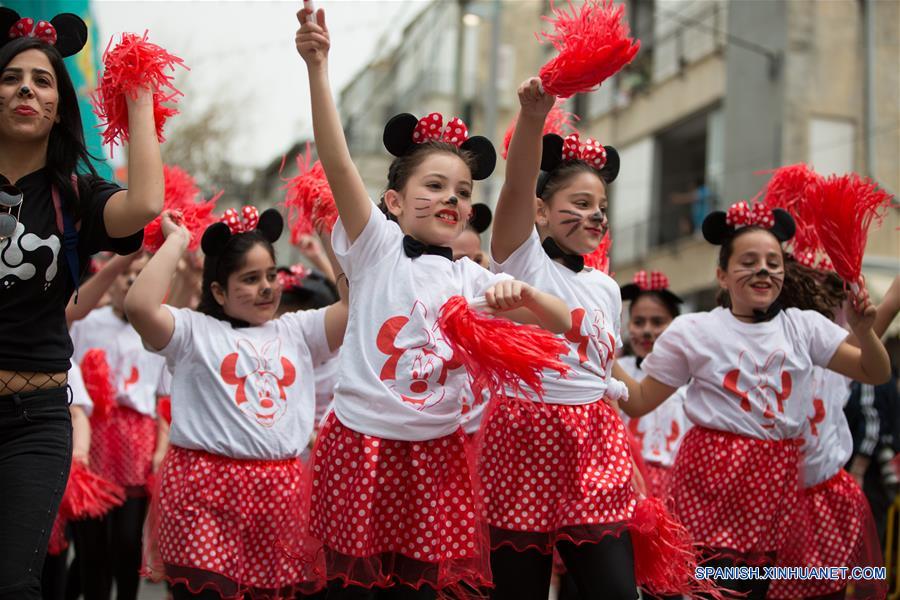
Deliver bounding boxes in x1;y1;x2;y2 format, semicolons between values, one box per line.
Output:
143;446;323;599
308;412;491;592
90;406;157;491
769;469;886;599
47;513;68;556
643;462;673;499
671;426;802;565
477;396;637;553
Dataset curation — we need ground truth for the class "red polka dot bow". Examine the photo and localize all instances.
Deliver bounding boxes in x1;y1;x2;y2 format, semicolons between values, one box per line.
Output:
221;206;259;234
795;250;818;269
412;112;469;147
725;201;775;229
633;270;669;291
9;17;58;45
562;133;608;170
277;264;309;291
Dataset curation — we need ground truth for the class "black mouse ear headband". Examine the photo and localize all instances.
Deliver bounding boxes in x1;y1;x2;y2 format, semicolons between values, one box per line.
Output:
701;201;796;246
620;270;684;305
469;203;492;234
383;112;497;180
537;132;620;196
201;206;283;256
0;8;88;57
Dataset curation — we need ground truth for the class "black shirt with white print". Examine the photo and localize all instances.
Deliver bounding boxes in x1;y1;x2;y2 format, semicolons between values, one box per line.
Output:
0;168;143;373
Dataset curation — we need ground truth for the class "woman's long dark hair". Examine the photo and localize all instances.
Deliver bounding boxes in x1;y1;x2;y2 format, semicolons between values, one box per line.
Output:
0;38;99;217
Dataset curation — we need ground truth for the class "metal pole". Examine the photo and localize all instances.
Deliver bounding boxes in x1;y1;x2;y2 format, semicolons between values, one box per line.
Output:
863;0;876;178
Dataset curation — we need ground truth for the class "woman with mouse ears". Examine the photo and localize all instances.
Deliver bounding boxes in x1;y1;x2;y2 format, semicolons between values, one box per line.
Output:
0;8;163;600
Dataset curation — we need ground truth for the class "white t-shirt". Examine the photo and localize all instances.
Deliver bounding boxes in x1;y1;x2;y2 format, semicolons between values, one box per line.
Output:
460;387;490;435
490;229;622;405
70;306;166;418
800;367;853;487
314;353;339;424
642;307;848;440
618;355;692;467
68;360;93;415
156;367;172;397
331;206;510;441
153;306;330;460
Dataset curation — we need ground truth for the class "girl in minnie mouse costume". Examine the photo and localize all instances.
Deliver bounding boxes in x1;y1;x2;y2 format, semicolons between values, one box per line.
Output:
485;77;656;600
614;201;891;598
0;9;163;599
617;271;692;503
297;8;572;598
125;208;349;599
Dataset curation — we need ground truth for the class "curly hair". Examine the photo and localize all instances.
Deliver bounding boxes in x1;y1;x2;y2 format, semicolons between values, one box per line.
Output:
715;228;847;320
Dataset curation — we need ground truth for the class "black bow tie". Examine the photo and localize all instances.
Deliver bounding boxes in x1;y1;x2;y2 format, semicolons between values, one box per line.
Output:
541;237;584;273
403;235;453;261
635;356;643;370
732;301;784;323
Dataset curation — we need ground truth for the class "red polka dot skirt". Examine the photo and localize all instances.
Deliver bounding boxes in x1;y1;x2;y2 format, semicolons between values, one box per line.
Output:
769;469;886;599
308;412;491;592
670;426;802;565
477;397;637;553
145;446;324;599
643;462;673;500
90;406;156;492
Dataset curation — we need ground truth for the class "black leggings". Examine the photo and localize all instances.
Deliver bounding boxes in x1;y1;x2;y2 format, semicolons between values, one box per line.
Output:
0;388;72;600
489;534;638;600
40;551;69;600
70;495;149;600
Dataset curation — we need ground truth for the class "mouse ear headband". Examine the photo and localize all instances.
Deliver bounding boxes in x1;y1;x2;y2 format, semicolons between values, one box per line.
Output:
701;201;795;245
383;112;497;180
201;206;283;256
620;270;683;305
0;8;87;57
537;132;620;196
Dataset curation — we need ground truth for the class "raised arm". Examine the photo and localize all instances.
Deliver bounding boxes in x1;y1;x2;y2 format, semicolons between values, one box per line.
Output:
296;7;371;242
103;88;164;238
612;361;678;418
124;212;188;351
66;251;140;326
827;289;891;385
319;230;349;352
492;78;556;263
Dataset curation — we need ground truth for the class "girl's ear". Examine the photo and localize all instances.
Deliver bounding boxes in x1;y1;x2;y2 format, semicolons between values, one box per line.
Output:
536;198;550;228
211;281;227;307
384;189;404;218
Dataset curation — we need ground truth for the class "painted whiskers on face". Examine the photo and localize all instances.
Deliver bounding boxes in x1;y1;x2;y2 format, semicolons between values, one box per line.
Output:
558;208;607;238
733;266;784;292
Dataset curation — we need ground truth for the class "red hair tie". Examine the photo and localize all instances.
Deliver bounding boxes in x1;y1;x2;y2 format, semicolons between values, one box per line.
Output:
9;17;57;45
562;133;608;170
221;206;259;234
633;270;669;291
411;112;469;147
725;201;775;229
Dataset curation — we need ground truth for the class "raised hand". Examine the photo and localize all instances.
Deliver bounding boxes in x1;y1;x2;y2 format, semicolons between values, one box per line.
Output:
518;77;555;118
296;6;330;67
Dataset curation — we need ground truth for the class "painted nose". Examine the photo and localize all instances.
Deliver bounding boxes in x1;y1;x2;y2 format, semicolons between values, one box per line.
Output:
447;195;459;206
260;398;274;409
410;381;428;394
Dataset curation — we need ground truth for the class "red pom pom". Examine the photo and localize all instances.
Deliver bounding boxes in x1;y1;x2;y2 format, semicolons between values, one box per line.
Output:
502;101;579;160
80;349;116;420
538;0;641;98
281;145;338;241
757;163;823;256
630;497;726;599
60;460;126;520
143;166;221;252
582;231;611;273
437;296;570;400
92;31;188;151
810;174;894;286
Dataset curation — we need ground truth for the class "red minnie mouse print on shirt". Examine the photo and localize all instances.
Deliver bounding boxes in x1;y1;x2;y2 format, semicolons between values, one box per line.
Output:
221;338;297;428
565;307;616;370
723;350;793;429
376;301;460;411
